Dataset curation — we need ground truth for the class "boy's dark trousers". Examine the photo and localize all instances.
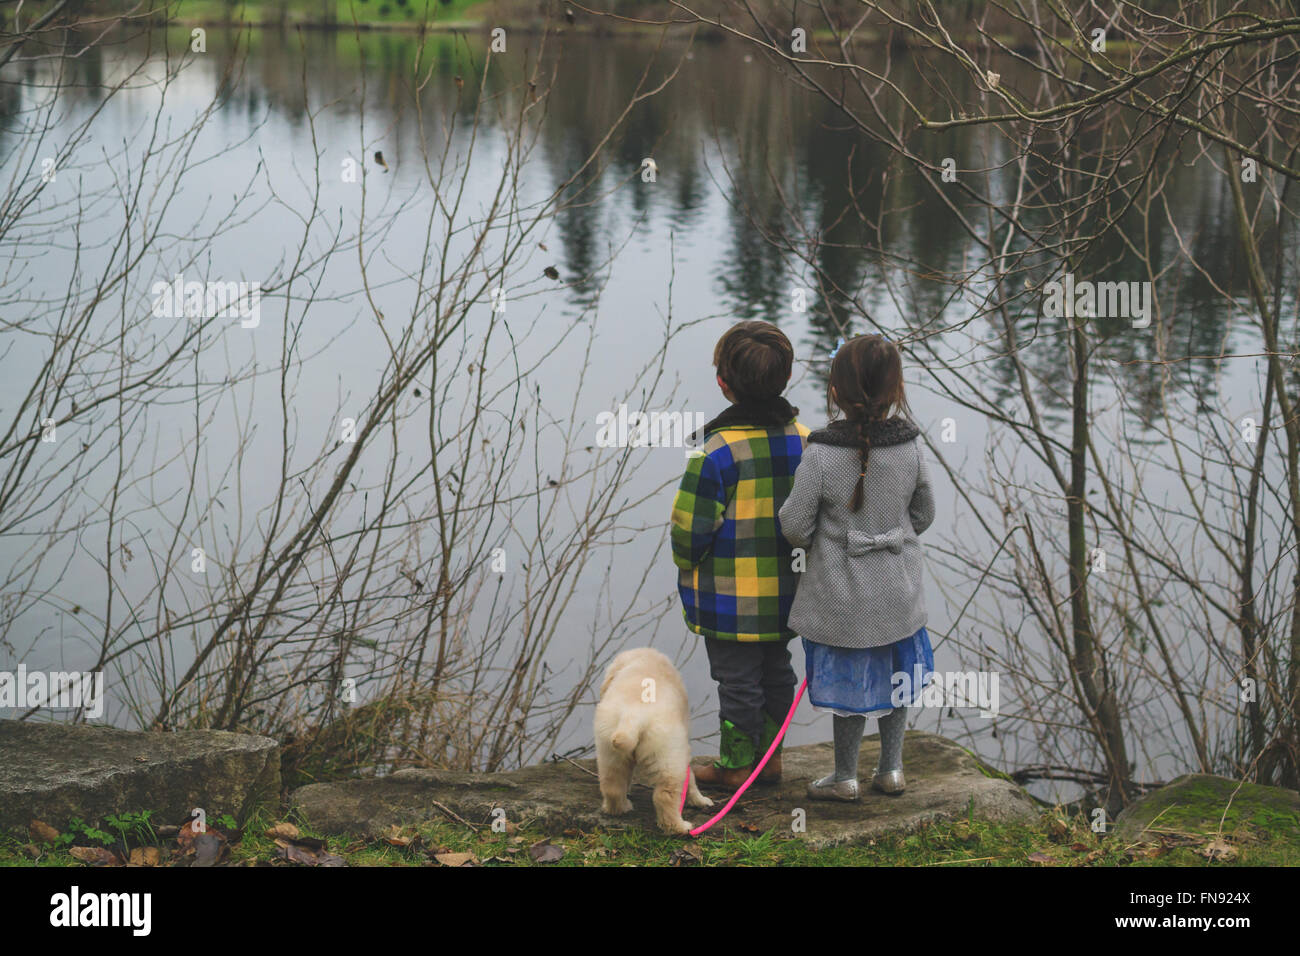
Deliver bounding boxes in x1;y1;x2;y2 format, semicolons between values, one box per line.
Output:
703;637;796;769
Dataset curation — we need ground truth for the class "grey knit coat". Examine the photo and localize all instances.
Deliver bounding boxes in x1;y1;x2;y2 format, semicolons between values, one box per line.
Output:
778;423;935;649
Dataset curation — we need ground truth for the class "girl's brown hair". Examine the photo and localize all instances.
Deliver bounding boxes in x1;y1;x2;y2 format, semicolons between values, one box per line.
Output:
828;334;911;511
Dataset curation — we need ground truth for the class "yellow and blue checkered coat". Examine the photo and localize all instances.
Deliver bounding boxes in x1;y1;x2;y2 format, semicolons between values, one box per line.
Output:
671;409;809;642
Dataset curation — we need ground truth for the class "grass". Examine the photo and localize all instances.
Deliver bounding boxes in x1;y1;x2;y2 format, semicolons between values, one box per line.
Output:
43;0;491;29
4;800;1298;867
208;0;483;28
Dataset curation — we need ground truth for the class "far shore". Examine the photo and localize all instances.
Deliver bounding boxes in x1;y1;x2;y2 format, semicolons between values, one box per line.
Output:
12;4;1060;49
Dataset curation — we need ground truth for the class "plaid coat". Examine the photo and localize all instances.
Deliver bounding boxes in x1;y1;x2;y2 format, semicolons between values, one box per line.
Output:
671;405;809;642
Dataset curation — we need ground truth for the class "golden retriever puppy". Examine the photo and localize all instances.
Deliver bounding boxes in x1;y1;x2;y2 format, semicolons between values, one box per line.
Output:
594;647;714;835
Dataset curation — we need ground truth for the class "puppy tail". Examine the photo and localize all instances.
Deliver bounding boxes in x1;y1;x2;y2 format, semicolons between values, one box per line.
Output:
610;714;640;754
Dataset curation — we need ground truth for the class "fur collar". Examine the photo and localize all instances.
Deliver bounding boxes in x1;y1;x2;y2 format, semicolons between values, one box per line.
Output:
808;417;920;448
697;396;799;439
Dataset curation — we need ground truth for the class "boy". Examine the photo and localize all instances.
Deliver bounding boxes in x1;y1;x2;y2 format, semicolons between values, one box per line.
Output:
671;320;809;788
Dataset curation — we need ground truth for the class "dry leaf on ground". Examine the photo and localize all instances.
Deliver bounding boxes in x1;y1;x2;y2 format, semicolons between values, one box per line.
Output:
128;846;161;867
382;825;420;848
1124;843;1166;861
433;851;479;867
192;832;228;867
1200;838;1238;862
528;840;564;864
670;843;704;866
28;820;60;844
176;817;205;851
275;842;346;866
70;846;123;867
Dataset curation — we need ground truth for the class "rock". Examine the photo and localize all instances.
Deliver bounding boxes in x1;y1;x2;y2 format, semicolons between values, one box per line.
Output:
0;720;281;835
292;731;1038;848
1113;773;1300;843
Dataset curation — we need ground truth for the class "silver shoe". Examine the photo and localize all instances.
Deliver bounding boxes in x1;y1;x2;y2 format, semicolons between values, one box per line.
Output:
807;774;860;802
871;768;905;795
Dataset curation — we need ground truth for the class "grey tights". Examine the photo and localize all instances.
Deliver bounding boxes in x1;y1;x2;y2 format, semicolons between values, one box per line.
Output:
831;707;907;781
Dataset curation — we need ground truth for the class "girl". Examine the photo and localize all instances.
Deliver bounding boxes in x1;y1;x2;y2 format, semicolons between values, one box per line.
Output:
778;334;935;800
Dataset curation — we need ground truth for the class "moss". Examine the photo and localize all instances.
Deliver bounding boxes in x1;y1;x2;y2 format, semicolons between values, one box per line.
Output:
4;800;1297;866
1112;774;1300;865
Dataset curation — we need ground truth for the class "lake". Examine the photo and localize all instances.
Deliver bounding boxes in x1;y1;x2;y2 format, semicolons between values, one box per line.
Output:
0;23;1279;802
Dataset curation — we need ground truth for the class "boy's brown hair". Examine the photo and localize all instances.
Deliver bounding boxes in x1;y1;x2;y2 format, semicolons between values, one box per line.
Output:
712;321;794;403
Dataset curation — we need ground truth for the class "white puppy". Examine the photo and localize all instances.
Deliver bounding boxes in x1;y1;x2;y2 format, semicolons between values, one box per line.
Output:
594;647;714;835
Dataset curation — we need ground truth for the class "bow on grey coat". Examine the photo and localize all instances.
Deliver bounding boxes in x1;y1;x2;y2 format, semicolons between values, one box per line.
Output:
778;418;935;649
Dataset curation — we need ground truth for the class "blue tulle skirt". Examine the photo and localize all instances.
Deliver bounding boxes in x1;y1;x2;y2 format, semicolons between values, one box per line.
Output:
803;628;935;717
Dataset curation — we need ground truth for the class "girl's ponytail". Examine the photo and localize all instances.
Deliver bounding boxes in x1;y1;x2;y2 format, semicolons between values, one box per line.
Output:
851;416;872;512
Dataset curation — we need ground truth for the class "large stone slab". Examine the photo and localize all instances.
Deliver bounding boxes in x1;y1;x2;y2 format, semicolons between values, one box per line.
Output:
0;720;281;834
1113;773;1300;842
292;731;1038;848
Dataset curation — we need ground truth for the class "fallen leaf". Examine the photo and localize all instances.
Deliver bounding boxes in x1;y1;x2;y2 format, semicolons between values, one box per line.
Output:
192;833;228;867
69;846;122;867
1126;843;1166;861
433;851;479;867
1200;838;1238;862
670;843;703;867
265;822;300;841
176;817;204;851
275;843;346;866
1026;851;1055;865
528;840;564;864
383;825;416;848
1070;842;1090;853
28;820;60;844
129;846;161;867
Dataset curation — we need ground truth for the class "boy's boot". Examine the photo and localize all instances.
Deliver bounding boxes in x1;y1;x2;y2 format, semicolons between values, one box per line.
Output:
693;719;757;789
756;712;783;783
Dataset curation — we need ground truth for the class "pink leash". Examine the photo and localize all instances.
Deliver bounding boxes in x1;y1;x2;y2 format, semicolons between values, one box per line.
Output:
683;678;807;837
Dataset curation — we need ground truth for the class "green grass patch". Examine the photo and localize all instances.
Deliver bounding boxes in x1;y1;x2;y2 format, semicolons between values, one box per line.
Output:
118;0;487;29
4;801;1297;867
